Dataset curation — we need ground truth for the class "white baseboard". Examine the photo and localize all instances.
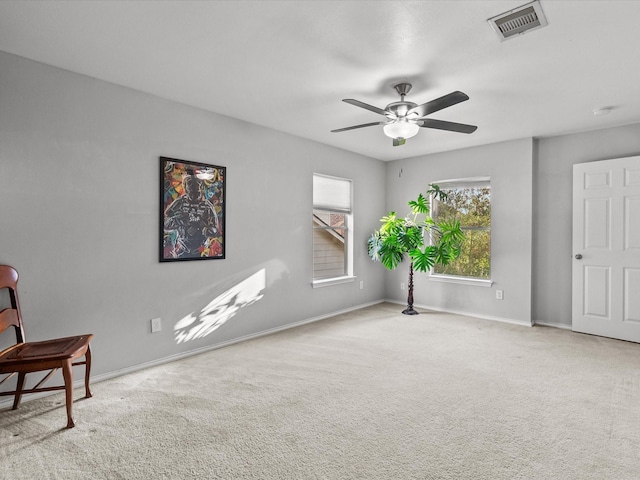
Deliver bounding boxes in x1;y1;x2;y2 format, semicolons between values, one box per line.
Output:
533;321;572;330
384;298;534;328
0;299;384;410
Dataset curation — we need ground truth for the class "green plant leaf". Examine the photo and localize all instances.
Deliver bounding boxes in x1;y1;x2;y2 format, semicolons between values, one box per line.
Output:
367;232;382;262
427;183;448;202
397;225;424;251
434;243;451;265
379;240;404;270
410;246;437;272
408;193;429;215
380;212;405;237
438;219;465;245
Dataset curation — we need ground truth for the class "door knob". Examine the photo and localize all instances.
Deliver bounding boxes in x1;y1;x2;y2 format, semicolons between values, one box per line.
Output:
575;254;583;260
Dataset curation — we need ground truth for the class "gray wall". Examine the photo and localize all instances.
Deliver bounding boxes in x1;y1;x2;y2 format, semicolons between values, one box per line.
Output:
384;138;534;325
533;123;640;327
0;51;387;380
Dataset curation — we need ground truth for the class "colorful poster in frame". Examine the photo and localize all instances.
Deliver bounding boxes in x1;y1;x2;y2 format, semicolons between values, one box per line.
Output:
160;157;226;262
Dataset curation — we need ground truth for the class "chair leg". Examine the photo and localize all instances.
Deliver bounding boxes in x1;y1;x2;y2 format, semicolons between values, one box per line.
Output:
62;359;75;428
84;345;93;398
12;372;26;410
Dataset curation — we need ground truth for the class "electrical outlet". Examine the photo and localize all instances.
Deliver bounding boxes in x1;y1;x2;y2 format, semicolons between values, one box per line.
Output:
400;282;405;290
359;280;364;290
151;317;162;333
496;290;504;300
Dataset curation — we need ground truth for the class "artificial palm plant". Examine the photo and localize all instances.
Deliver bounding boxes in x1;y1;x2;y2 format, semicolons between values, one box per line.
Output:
368;185;465;315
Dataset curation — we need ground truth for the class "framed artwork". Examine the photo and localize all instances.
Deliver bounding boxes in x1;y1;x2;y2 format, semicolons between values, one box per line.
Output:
160;157;226;262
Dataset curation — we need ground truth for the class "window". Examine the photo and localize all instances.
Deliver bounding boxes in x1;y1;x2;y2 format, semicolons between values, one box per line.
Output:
431;178;491;280
312;174;353;285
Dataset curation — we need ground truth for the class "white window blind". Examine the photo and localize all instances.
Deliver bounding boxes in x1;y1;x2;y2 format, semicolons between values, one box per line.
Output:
313;174;351;213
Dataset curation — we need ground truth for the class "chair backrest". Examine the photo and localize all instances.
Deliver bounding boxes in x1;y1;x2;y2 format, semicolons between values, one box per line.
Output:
0;265;26;344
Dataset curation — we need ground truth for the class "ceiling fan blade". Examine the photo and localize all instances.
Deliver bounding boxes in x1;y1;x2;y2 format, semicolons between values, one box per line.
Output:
342;99;389;117
419;118;478;134
408;91;470;118
331;121;386;133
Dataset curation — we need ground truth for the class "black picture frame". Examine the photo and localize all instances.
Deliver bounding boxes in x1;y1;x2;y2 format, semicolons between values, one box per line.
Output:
160;156;226;262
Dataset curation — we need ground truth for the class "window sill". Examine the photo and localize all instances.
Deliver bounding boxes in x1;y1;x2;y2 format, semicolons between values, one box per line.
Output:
312;276;356;288
429;274;493;287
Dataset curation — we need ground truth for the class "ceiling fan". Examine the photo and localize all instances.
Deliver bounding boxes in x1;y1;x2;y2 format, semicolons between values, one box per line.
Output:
331;83;477;146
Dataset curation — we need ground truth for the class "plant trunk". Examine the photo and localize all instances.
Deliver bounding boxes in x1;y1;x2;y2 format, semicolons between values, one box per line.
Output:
402;261;419;315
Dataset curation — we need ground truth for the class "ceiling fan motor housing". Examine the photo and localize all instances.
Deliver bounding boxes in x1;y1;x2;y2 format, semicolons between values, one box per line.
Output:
387;83;418;118
386;101;418;119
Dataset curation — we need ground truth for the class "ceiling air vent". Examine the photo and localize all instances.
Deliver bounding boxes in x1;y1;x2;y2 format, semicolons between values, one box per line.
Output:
488;0;548;41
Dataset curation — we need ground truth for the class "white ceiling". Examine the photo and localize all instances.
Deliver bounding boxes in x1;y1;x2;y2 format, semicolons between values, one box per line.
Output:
1;0;640;161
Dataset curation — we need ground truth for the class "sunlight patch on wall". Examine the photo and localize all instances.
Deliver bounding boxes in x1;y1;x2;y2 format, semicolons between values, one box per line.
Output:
173;269;266;344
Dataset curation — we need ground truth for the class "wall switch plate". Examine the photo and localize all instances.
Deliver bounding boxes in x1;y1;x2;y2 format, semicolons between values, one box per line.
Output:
359;280;364;289
400;282;405;290
151;317;162;333
496;290;504;300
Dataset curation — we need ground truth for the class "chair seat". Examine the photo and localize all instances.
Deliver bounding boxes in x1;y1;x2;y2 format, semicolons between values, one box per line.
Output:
0;334;93;369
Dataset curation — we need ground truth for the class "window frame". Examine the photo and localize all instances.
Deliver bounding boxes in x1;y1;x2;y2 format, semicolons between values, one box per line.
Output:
312;173;355;287
429;177;493;287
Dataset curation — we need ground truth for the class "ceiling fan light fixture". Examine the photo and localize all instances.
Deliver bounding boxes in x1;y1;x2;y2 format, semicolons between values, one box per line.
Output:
383;119;419;140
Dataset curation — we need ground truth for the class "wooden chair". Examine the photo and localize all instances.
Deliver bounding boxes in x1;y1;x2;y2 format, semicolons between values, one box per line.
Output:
0;265;93;428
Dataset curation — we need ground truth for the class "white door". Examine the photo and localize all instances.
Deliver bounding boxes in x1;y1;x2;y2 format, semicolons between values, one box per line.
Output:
572;156;640;342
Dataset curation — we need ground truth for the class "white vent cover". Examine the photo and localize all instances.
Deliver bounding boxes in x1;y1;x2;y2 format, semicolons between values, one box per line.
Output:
488;0;548;41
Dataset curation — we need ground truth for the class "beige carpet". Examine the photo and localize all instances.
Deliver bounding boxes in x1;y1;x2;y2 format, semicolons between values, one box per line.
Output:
1;302;640;479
